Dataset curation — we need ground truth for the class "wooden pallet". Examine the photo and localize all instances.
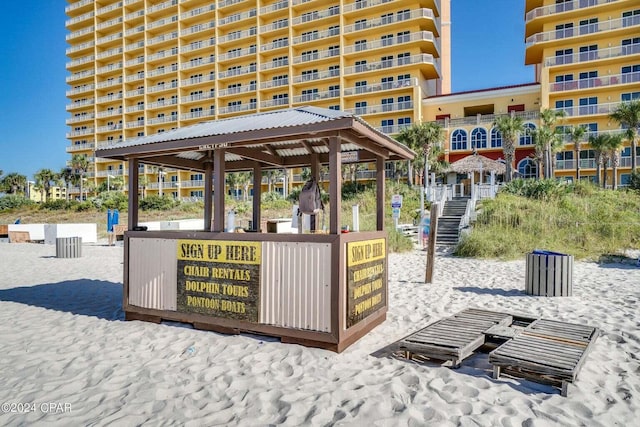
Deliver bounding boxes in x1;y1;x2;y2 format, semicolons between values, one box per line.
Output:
489;319;599;396
396;308;513;368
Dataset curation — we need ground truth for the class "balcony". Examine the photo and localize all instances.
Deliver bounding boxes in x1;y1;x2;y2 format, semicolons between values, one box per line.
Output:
218;64;257;79
260;98;290;108
180;4;216;21
549;72;639;92
147;0;178;15
343;77;418;96
97;93;123;103
125;9;145;21
181;38;216;54
66;41;95;55
66;141;95;152
97;1;123;16
343;8;437;34
545;43;640;67
292;27;340;45
217;103;257;115
148;31;179;47
526;0;622;23
147;15;178;30
125;41;145;52
180;20;216;37
180;55;216;71
375;124;412;135
443;110;540;127
181;109;215;120
260;38;289;52
292;6;341;26
97;108;123;118
260;78;289;90
97;123;124;133
146;81;178;94
293;68;340;83
218;46;256;62
179;180;205;188
125;25;145;37
66;99;95;111
343;53;439;79
65;0;93;14
553;101;626;118
260;1;289;15
217;28;257;45
66;127;95;138
292;48;339;64
147;48;178;62
97;62;123;75
67;55;95;69
126;104;146;113
218;0;247;9
526;15;640;48
125;72;145;83
147;98;178;109
66;70;95;83
181;74;215;86
260;19;289;34
218;9;256;26
65;11;94;28
126;88;145;97
97;47;123;60
217;84;256;97
343;31;437;55
66;84;95;96
66;26;95;42
147;115;178;125
292;88;340;103
148;64;179;77
343;0;440;15
66;113;95;124
126;119;145;129
181;92;216;103
96;17;123;31
344;101;414;115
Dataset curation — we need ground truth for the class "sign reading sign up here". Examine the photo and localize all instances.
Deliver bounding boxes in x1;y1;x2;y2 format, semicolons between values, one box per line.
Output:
346;239;387;328
176;240;261;322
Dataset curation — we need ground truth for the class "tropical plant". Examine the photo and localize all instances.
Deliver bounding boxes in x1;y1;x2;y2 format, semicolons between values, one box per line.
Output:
607;133;625;190
565;125;588;182
589;133;610;187
1;172;28;195
59;167;74;201
262;170;283;193
493;114;525;182
226;172;251;201
397;122;445;190
530;109;565;179
71;154;90;200
609;99;640;173
33;168;59;202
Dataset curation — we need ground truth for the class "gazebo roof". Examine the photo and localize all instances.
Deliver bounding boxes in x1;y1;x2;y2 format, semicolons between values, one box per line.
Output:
447;154;506;174
95;106;415;171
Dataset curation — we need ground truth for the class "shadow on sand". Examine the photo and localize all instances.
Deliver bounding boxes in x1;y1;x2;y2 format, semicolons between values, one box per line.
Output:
453;286;526;297
0;280;123;321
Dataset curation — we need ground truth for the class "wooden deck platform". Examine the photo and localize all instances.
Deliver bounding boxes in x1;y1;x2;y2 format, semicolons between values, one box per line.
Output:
489;320;599;396
396;308;513;368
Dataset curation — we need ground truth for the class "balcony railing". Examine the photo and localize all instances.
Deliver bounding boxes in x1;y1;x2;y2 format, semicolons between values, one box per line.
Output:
126;88;145;97
97;123;123;132
125;72;144;82
97;108;123;118
147;98;178;109
526;15;640;47
343;53;437;75
180;20;215;36
148;31;179;46
96;77;123;88
97;93;123;103
66;84;95;96
260;19;289;33
180;4;216;20
180;74;215;86
343;8;435;33
97;62;123;74
96;17;123;31
526;0;622;22
179;180;205;188
218;64;257;79
125;41;145;51
375;124;413;135
126;104;145;112
147;115;178;125
66;99;95;111
218;8;256;26
545;43;640;67
181;38;216;53
66;41;94;55
181;55;216;70
292;89;340;103
261;38;289;52
147;0;178;15
66;26;94;41
125;9;145;21
147;15;178;30
97;1;123;16
218;84;256;96
146;81;178;93
66;113;95;124
97;47;123;60
67;54;95;69
181;109;215;120
343;31;436;54
125;25;145;36
293;68;340;83
218;46;256;61
66;70;95;83
260;58;289;71
65;11;94;27
293;27;340;45
65;0;93;14
148;64;179;77
217;28;257;44
66;142;95;152
444;110;540;127
217;103;257;115
126;120;145;129
292;48;340;64
344;101;414;115
555;159;598;170
261;98;290;108
260;78;289;89
181;92;216;103
553;101;626;117
291;6;341;25
343;0;429;14
343;77;418;96
66;128;95;138
549;71;640;92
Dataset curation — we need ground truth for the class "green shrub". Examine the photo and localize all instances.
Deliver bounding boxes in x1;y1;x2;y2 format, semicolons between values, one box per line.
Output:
73;201;94;212
501;178;568;200
387;229;415;253
628;170;640;192
139;195;176;211
0;195;34;210
93;191;128;211
39;199;71;211
261;191;284;202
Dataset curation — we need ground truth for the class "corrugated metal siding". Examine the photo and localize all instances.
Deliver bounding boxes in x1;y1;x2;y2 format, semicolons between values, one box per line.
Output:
129;238;177;311
260;241;332;332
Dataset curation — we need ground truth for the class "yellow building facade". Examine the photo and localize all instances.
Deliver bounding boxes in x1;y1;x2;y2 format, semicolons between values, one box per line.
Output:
65;0;450;199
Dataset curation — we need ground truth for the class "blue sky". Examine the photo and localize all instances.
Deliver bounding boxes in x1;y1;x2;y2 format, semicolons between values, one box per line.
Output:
0;0;533;180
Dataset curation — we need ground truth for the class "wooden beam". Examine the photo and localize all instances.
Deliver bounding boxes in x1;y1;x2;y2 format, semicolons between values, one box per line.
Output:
128;158;139;229
226;147;284;167
204;152;213;232
136;155;204;171
301;139;315;154
213;148;225;232
329;136;341;234
376;156;385;231
252;162;262;232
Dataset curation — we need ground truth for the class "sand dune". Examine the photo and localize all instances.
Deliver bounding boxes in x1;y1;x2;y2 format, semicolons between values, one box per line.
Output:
0;242;638;425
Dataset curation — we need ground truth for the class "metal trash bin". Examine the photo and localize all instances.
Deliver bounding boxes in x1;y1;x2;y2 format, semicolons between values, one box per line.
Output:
525;250;573;296
56;237;82;258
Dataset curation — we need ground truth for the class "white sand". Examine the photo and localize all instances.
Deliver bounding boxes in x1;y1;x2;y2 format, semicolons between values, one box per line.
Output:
0;242;639;426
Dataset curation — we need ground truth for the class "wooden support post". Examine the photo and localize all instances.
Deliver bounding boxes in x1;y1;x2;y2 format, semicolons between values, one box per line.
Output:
204;152;213;232
376;156;385;231
213;148;225;232
252;162;262;231
127;158;139;229
425;203;439;283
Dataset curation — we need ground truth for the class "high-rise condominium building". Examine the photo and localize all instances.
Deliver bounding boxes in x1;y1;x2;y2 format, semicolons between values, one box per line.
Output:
65;0;450;199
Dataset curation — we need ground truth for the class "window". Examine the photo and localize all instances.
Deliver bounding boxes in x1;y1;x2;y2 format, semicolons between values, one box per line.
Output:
397;95;411;109
329;65;340;76
381;13;393;25
622;9;640;27
520;123;536;145
555;23;573;38
555;99;573;115
578;70;598;88
381;55;393;68
397;9;410;21
555;73;575;90
451;129;468;150
301;88;318;101
381;97;394;111
556;151;574;170
355;19;367;31
381;34;393;46
579;18;598;35
471;127;488;149
397;52;410;65
621;91;640;101
381;119;394;133
518;159;537;179
355;60;367;73
398;117;411;127
490;127;502;148
396;31;410;43
621;65;640;84
355;80;367;93
329;25;340;36
555;48;573;65
301;49;319;61
578;97;597;115
328;85;340;97
355;40;367;52
355;101;367;115
579;45;597;61
301;69;318;81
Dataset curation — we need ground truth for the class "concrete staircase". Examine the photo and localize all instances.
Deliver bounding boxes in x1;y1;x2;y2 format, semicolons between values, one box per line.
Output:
436;197;469;247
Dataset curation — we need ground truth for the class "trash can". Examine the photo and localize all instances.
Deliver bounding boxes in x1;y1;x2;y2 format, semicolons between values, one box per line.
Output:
56;237;82;258
525;250;573;296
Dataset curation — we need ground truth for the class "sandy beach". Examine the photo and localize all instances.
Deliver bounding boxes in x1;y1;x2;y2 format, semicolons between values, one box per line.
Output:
0;241;638;426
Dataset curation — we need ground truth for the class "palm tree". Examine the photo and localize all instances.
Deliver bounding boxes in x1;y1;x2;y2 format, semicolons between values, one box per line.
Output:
609;99;640;173
589;134;610;187
59;167;73;201
1;172;27;195
397;122;445;190
71;154;90;201
566;125;588;182
493;114;525;182
531;109;565;179
34;168;58;202
263;170;283;193
607;133;625;190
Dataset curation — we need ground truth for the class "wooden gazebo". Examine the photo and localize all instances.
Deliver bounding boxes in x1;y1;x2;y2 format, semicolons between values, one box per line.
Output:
96;107;414;352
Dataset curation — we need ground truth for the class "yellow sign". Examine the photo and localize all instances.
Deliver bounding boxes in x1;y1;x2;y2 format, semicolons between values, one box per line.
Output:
177;240;261;264
346;238;385;267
